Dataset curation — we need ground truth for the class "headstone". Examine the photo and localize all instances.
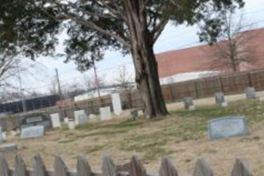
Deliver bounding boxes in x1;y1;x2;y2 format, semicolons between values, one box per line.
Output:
215;92;227;107
74;110;89;125
50;113;61;128
208;116;248;140
100;107;112;121
183;97;195;110
2;132;6;141
68;120;76;130
111;93;123;115
245;87;256;99
21;126;45;139
64;117;69;124
0;143;17;152
0;128;4;143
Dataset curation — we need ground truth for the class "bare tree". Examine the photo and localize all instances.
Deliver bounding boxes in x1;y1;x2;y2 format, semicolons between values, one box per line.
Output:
208;12;256;72
115;65;134;91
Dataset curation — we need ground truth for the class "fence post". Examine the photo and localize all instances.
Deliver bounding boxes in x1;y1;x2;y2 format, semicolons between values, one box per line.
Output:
102;156;116;176
231;159;252;176
77;156;92;176
32;154;47;176
194;81;199;99
54;156;69;176
248;72;253;87
159;157;178;176
129;156;147;176
218;77;224;92
0;155;10;176
14;155;28;176
193;159;213;176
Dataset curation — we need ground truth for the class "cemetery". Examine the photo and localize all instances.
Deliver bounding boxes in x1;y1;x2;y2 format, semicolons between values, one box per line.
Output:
0;96;263;175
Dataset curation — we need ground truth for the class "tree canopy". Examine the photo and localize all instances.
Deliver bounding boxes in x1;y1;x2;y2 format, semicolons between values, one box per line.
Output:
0;0;245;117
0;0;244;70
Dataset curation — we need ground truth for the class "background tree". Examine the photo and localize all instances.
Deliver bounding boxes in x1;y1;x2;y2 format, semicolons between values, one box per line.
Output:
202;12;256;72
0;0;244;118
115;65;134;91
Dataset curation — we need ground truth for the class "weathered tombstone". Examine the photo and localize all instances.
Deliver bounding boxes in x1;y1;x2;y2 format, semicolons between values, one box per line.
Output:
215;92;227;107
100;107;112;121
50;113;61;128
111;93;123;115
183;97;195;110
74;110;89;125
68;120;76;130
64;117;69;124
245;87;256;99
21;126;45;139
208;116;248;140
0;128;4;143
0;143;17;152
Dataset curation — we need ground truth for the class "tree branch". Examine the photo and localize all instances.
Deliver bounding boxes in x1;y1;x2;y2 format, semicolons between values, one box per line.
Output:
65;12;131;49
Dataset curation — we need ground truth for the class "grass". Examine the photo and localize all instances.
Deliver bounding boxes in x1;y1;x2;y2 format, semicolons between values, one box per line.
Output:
43;99;264;162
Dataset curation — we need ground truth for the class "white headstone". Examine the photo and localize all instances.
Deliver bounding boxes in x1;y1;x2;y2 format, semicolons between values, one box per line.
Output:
74;110;89;125
64;117;69;124
50;113;61;128
0;127;4;143
21;126;45;139
100;106;112;121
111;93;123;115
68;120;76;130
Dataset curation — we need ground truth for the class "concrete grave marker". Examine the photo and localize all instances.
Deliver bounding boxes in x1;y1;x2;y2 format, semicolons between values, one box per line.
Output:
50;113;61;128
21;126;45;139
245;87;256;99
74;110;89;125
64;117;69;124
68;120;76;130
111;93;123;115
208;116;248;140
215;92;227;107
183;97;195;110
100;106;112;121
0;127;4;143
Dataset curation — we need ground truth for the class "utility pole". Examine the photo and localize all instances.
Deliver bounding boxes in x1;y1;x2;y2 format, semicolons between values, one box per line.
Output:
55;68;63;99
17;62;27;112
93;61;101;98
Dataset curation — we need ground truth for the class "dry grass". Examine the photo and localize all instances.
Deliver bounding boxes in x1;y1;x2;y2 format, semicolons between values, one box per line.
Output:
3;99;264;175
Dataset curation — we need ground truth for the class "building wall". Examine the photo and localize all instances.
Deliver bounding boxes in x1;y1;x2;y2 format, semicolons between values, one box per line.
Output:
156;28;264;78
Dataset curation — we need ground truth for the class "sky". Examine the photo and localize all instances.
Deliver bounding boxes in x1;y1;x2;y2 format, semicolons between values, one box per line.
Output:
19;0;264;94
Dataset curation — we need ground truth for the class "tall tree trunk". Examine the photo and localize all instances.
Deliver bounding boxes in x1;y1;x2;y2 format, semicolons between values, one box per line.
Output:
123;1;168;118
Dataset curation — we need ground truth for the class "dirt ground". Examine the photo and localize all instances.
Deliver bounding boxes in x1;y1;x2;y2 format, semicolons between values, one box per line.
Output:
2;92;264;176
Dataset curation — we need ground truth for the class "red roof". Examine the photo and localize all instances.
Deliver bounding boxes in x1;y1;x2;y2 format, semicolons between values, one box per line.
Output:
156;28;264;78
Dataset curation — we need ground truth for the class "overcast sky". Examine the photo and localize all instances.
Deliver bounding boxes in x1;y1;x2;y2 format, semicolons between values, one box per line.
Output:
20;0;264;94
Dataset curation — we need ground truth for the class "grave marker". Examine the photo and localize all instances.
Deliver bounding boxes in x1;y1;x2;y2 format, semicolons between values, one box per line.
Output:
21;126;45;139
68;120;76;130
74;110;89;125
0;127;4;143
111;93;123;115
245;87;256;99
183;97;195;110
215;92;227;107
208;116;248;140
100;107;112;121
50;113;61;128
